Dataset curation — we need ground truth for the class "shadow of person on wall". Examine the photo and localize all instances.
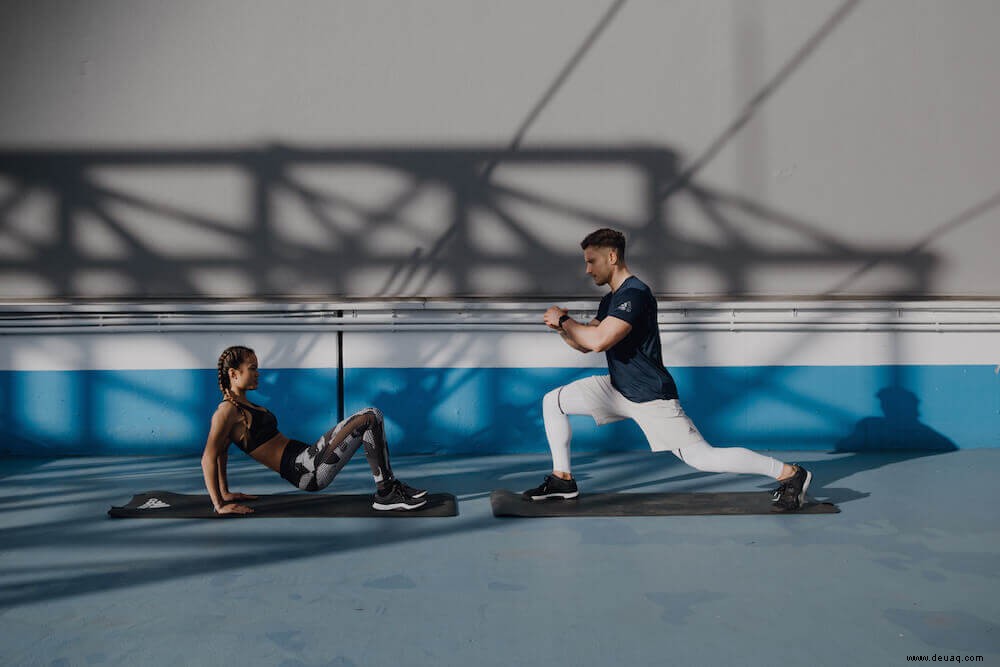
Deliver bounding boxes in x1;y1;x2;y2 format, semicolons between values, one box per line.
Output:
837;386;957;453
805;386;958;505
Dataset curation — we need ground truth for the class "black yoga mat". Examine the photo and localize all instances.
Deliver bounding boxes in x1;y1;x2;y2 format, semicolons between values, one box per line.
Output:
490;489;839;517
109;490;458;518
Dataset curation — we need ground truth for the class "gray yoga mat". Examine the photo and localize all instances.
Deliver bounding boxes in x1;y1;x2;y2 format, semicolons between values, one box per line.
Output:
109;490;458;518
490;489;839;517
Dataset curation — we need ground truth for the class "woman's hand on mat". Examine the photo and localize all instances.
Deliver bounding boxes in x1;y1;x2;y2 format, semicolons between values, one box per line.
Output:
216;503;254;515
222;492;258;501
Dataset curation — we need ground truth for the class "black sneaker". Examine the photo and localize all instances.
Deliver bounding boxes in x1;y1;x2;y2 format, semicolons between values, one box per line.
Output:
773;464;812;512
372;480;427;511
394;479;427;499
522;474;579;501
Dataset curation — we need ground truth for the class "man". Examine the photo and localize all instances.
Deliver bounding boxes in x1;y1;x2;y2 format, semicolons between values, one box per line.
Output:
524;228;811;511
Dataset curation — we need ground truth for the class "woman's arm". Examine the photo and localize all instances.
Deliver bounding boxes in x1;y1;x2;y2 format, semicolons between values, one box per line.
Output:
216;446;257;503
202;405;253;515
216;447;229;496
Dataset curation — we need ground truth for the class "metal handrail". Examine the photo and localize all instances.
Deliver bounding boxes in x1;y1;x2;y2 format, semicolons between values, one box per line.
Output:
2;300;1000;334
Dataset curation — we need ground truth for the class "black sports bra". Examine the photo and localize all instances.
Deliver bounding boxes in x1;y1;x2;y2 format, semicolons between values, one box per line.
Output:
233;402;280;453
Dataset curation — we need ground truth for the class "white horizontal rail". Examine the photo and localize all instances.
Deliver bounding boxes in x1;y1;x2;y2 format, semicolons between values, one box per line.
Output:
2;301;1000;334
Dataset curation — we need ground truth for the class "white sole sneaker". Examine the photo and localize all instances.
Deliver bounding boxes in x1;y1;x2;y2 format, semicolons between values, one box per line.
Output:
372;498;428;511
528;490;579;501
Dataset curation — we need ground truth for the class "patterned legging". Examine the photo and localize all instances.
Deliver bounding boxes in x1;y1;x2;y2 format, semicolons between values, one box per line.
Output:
287;408;394;492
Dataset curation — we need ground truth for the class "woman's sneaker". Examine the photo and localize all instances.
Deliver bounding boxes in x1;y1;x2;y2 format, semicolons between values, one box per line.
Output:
773;465;812;512
522;474;579;501
372;480;427;511
395;479;427;499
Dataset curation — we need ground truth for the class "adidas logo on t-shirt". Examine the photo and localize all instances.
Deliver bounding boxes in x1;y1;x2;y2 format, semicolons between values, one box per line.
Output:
137;498;171;510
617;301;632;313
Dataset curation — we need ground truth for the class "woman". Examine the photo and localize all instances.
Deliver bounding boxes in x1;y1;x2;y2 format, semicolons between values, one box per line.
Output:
202;345;427;514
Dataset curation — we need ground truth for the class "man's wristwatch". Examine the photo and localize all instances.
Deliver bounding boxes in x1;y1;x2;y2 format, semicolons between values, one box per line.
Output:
558;314;571;329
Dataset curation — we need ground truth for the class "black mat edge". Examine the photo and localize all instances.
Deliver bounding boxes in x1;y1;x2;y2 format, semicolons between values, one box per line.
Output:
108;490;458;518
490;489;840;517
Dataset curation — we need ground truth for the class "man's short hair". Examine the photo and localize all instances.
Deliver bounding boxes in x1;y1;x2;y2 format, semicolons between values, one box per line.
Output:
580;228;626;260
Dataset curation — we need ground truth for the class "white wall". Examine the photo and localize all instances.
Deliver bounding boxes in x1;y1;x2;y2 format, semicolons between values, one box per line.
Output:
2;0;998;299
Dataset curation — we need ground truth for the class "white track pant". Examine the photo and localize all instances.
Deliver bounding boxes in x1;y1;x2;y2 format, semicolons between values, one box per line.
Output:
543;375;784;479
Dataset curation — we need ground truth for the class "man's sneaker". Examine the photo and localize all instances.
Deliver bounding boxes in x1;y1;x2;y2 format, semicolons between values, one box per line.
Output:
773;464;812;512
372;480;427;511
522;474;579;501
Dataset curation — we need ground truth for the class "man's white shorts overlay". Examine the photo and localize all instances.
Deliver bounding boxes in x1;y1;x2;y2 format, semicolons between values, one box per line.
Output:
555;375;708;452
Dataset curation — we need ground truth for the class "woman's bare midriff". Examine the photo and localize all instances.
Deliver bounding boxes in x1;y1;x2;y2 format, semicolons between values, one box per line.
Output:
249;433;290;473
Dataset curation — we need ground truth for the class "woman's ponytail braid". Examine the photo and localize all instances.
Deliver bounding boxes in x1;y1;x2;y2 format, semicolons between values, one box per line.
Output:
217;345;254;446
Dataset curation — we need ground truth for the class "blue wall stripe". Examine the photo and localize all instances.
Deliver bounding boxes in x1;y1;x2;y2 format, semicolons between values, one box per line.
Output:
1;365;996;456
0;368;340;456
345;365;995;455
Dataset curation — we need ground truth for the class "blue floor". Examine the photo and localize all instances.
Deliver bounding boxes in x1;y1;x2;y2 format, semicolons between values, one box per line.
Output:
1;450;998;666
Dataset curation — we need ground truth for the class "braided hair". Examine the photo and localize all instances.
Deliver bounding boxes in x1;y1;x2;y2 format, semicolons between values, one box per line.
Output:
217;345;255;446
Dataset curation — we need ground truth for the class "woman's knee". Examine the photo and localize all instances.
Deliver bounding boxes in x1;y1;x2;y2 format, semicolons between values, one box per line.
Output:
354;406;384;424
342;411;375;438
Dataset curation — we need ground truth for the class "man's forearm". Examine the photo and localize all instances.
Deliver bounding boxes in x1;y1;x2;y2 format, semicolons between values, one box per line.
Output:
558;325;590;353
561;318;599;352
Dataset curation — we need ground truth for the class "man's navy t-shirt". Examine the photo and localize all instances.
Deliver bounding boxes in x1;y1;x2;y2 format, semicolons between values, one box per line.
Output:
595;276;679;403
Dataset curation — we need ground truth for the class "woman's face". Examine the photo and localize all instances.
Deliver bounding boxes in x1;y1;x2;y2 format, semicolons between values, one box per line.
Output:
229;354;260;392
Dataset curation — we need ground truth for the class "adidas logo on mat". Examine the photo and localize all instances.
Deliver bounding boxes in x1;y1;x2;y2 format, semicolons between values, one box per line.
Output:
137;498;171;510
